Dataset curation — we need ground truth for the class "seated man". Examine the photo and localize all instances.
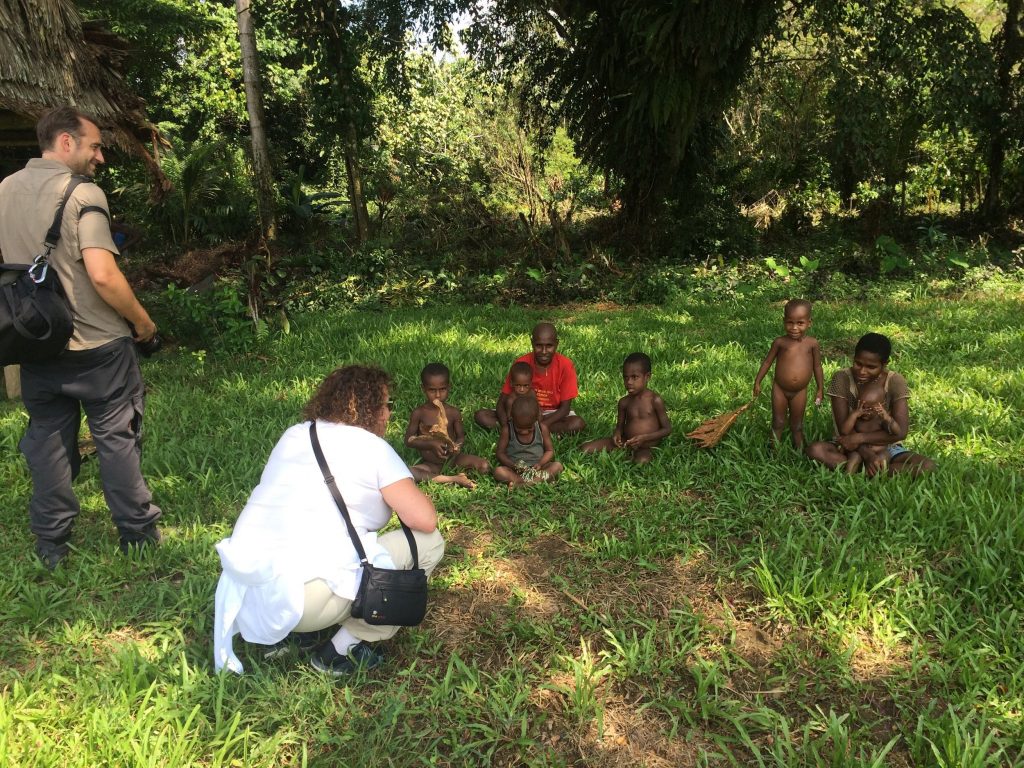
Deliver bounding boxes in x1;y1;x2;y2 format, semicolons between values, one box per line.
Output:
474;322;585;435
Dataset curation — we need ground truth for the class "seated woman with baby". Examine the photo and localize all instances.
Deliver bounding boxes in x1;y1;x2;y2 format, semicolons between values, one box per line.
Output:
805;332;935;477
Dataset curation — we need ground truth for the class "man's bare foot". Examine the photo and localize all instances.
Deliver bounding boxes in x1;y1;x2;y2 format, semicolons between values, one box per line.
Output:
434;473;476;489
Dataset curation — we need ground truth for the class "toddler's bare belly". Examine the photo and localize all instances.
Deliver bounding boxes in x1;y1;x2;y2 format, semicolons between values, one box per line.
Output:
625;417;662;440
774;366;812;393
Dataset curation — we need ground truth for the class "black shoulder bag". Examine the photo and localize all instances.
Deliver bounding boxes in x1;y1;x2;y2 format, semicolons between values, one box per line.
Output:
0;175;90;365
309;422;429;627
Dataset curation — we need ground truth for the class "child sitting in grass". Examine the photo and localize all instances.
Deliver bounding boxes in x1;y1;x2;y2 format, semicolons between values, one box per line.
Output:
404;362;490;488
806;332;935;477
475;321;585;435
752;298;824;449
493;395;563;486
581;352;671;464
495;361;535;425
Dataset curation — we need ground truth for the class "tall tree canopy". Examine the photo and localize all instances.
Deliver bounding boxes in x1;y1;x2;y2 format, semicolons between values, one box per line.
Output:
463;1;780;223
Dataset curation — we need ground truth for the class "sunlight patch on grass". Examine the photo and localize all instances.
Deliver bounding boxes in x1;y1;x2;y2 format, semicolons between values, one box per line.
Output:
2;277;1024;764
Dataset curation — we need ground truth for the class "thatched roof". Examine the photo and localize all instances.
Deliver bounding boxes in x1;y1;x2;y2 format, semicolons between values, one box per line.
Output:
0;0;169;195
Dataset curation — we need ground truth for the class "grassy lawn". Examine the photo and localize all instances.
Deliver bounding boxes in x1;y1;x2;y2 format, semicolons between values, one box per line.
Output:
1;273;1022;766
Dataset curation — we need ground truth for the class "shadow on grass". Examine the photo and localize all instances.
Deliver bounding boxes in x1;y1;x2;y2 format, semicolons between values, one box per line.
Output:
1;288;1022;764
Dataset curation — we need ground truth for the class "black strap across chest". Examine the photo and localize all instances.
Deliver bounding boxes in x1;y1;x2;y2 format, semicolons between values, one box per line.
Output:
308;422;419;568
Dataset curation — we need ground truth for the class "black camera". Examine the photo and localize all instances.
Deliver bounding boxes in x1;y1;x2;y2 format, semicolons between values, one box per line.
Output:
127;322;162;357
136;334;163;357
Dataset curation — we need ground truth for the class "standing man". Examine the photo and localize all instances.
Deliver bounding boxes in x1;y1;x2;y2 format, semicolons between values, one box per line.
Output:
0;107;162;568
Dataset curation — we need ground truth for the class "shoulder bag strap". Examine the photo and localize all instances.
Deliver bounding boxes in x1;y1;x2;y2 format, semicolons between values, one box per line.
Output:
309;422;419;569
41;175;90;256
28;175;90;284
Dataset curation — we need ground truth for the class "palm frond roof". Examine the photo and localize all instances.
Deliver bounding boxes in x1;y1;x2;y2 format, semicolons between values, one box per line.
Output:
0;0;162;164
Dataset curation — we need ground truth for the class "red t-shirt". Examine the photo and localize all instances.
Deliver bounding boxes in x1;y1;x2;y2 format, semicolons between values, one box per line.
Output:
501;352;579;409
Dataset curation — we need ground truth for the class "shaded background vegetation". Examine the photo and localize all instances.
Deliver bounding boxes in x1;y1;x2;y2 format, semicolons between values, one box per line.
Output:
41;0;1023;347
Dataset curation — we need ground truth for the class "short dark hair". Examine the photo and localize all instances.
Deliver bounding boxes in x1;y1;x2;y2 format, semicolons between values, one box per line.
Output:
510;361;532;379
531;321;557;341
784;299;812;317
511;393;539;423
420;362;450;385
855;332;892;363
302;365;391;431
623;352;652;373
36;107;97;152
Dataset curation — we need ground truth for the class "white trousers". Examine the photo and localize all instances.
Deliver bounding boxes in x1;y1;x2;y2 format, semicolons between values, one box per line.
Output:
295;527;445;643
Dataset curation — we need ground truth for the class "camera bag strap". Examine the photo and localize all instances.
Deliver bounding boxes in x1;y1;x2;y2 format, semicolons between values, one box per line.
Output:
40;175;91;256
308;421;420;569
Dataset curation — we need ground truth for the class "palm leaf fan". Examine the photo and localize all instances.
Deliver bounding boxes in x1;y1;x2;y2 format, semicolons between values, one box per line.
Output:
686;400;754;449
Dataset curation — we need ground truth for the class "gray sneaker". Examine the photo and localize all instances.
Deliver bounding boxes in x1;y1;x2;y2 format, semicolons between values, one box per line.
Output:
36;538;69;570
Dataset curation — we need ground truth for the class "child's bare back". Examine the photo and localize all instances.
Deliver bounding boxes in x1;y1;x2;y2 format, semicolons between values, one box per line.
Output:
842;378;889;473
853;378;887;433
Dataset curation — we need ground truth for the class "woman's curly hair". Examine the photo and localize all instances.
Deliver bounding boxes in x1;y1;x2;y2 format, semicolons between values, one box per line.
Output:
302;365;391;431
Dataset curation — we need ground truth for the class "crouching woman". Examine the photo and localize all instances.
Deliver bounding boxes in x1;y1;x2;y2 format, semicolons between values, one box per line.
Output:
213;365;445;675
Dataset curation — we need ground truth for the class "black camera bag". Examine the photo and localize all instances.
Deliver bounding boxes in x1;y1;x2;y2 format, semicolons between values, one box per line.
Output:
309;422;429;627
0;176;88;365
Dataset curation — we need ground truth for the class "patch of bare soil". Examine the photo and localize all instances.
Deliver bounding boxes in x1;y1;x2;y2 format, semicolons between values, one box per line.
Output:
428;526;924;761
560;301;625;322
131;241;255;288
427;530;570;670
847;628;912;684
531;692;714;768
731;623;784;665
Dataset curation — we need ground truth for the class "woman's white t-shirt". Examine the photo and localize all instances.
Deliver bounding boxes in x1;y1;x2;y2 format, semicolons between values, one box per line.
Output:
213;420;412;672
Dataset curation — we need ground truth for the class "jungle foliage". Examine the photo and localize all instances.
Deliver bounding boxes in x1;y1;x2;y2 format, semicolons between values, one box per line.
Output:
70;0;1022;326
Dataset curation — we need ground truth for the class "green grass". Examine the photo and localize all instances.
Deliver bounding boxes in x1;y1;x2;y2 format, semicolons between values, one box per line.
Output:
2;273;1023;766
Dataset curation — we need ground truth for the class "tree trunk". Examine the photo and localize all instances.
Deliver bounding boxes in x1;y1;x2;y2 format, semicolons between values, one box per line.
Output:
343;121;370;244
982;0;1022;221
235;0;277;242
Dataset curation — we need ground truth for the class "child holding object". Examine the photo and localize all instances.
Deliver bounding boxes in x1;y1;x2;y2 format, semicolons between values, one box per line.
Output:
806;333;935;477
404;363;490;488
494;396;563;486
581;352;671;464
752;299;824;448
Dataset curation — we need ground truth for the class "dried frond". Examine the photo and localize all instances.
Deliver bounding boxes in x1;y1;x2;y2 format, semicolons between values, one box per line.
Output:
427;399;457;452
741;190;786;230
686;400;753;449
